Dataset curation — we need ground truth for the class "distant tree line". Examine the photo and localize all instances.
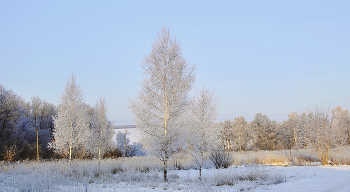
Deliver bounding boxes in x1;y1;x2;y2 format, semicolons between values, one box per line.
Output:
0;79;144;162
220;107;350;164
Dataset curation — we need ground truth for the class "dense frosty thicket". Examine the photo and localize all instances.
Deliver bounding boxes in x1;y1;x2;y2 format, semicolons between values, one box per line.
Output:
49;74;115;162
0;85;56;161
297;107;348;165
0;85;23;158
219;107;350;165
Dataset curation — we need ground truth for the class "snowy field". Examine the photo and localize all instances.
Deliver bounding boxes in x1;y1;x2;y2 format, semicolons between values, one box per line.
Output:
2;127;350;191
112;126;141;144
260;165;350;192
1;157;350;192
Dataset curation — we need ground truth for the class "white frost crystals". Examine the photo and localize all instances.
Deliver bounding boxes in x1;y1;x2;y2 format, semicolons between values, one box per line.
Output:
186;88;220;179
90;96;113;166
49;74;91;164
129;27;195;181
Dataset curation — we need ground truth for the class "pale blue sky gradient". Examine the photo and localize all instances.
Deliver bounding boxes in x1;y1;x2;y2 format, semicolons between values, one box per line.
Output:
1;1;349;124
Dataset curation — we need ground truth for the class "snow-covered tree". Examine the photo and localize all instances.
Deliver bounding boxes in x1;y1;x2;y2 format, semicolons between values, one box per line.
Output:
186;88;219;179
131;142;146;156
49;74;90;164
330;106;350;145
232;116;248;151
22;96;56;159
221;120;233;151
252;113;277;150
28;97;56;132
115;131;145;157
90;96;113;165
280;112;300;157
16;116;37;159
115;131;133;157
0;85;23;160
0;85;57;160
129;27;195;181
299;106;346;165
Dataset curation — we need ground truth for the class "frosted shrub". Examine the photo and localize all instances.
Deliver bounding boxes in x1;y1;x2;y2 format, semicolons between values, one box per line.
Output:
209;165;285;187
328;146;350;165
232;149;319;166
169;152;213;170
210;149;233;169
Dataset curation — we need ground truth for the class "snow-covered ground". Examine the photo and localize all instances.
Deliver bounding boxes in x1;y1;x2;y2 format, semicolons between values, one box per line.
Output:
256;165;350;192
112;127;141;144
1;157;350;192
2;126;350;191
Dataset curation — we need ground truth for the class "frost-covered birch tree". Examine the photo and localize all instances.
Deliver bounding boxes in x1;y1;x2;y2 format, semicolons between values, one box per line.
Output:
187;88;218;179
283;112;300;157
91;96;113;167
49;74;90;164
330;106;350;145
129;27;195;181
115;131;133;157
299;106;346;165
232;116;248;151
221;120;233;151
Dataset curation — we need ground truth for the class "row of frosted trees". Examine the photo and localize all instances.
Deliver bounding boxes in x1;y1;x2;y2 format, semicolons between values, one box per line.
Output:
0;81;111;162
0;79;142;162
0;85;56;161
48;74;115;165
220;107;350;164
0;79;118;162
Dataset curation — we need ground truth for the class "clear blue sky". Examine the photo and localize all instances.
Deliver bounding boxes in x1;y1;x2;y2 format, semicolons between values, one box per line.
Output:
1;1;349;124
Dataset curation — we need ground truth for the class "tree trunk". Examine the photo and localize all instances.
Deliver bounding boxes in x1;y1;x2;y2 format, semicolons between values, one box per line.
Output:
36;128;39;161
289;148;292;159
98;147;101;171
163;159;168;181
239;135;242;151
124;135;127;157
199;164;202;180
69;144;72;166
199;151;203;180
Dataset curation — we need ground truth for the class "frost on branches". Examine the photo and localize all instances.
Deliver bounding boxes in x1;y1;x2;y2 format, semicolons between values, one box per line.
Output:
49;74;91;164
186;88;219;179
298;106;348;165
129;27;195;181
0;85;23;159
90;96;113;167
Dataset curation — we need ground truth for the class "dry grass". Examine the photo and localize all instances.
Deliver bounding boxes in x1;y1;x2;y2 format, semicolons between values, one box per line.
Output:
0;147;348;191
231;146;350;166
0;156;286;191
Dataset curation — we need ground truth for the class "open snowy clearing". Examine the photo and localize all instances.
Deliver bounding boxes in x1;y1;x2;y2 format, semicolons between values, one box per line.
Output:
112;127;141;144
1;159;350;192
257;165;350;192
